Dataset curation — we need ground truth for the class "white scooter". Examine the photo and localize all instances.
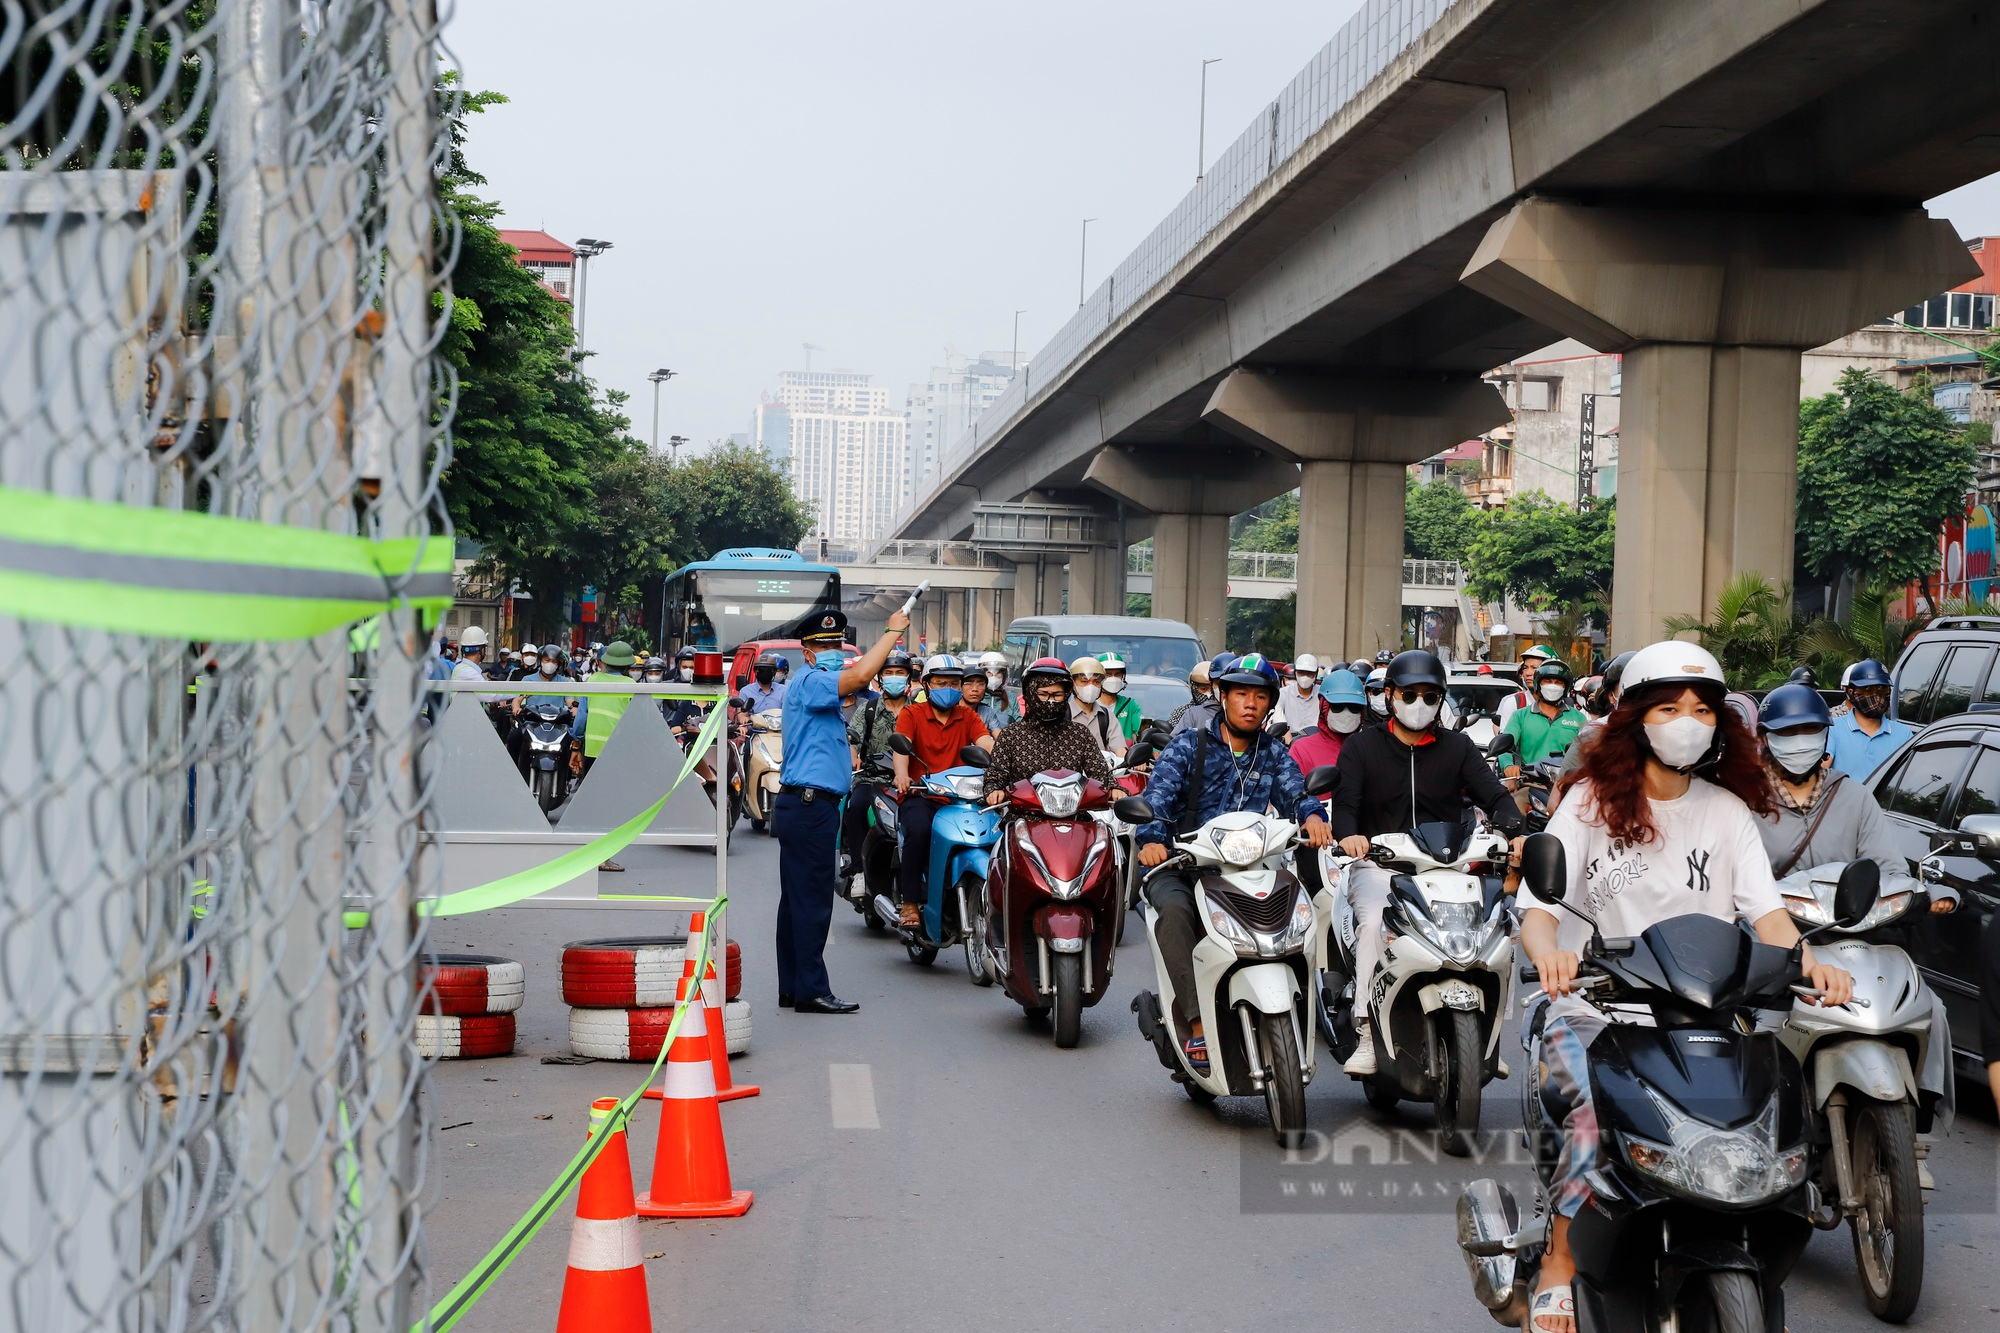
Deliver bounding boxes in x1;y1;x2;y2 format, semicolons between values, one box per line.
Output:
741;708;784;834
1317;816;1515;1156
1777;859;1952;1323
1128;774;1336;1148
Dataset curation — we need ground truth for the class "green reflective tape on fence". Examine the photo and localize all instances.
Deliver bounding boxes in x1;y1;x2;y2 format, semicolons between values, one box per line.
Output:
418;897;725;1333
0;485;454;641
344;704;729;928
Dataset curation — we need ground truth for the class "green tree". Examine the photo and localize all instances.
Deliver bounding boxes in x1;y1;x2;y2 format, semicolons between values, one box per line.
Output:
1232;492;1298;552
1404;478;1480;562
669;444;814;557
1662;573;1809;689
1464;493;1616;607
1797;367;1975;612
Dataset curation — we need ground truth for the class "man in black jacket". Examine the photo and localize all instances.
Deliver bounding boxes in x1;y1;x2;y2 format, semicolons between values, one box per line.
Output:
1330;649;1521;1074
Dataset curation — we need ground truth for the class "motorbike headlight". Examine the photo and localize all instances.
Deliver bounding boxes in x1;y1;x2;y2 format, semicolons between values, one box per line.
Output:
1782;891;1830;928
1624;1091;1803;1207
1271;891;1317;952
1852;890;1914;932
1409;899;1483;963
1034;775;1082;818
1213;823;1267;869
1206;902;1259;956
952;773;987;801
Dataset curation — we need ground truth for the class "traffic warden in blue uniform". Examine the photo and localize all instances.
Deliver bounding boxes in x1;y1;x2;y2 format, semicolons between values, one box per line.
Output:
775;605;912;1013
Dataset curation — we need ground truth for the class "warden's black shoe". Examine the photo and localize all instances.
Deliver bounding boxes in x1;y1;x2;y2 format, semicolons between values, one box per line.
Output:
777;994;795;1008
793;995;860;1014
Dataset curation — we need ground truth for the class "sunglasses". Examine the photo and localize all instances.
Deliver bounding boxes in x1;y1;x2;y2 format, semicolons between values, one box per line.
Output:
1325;703;1363;715
1394;687;1443;706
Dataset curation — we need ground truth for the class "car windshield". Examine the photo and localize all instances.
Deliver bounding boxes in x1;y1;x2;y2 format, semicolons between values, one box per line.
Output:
1447;682;1515;716
1052;635;1201;680
1124;674;1192;724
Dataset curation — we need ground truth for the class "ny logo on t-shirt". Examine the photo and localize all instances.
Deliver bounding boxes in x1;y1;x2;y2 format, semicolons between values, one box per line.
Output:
1685;849;1712;895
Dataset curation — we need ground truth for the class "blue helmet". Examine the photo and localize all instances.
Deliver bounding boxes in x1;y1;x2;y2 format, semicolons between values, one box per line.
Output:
1757;682;1832;732
1319;667;1367;706
1210;651;1240;677
1847;658;1891;690
1217;651;1281;698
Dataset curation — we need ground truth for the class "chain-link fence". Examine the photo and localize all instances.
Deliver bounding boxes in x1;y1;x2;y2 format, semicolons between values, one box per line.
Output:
2;2;452;1328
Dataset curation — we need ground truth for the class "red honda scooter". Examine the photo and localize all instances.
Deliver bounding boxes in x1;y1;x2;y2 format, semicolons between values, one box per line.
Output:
975;768;1124;1048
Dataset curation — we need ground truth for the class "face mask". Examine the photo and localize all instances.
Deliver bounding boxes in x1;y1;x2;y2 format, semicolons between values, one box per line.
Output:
1074;683;1101;705
1367;692;1389;716
1539;682;1568;703
986;673;1004;690
928;686;963;709
755;670;775;685
1102;675;1125;695
1766;729;1827;777
1645;716;1715;770
1327;709;1362;735
1851;691;1888;720
645;671;664;682
678;666;694;682
1027;690;1069;723
1297;675;1317;693
540;661;558;676
881;675;910;697
815;651;850;673
1392;695;1440;730
1191;686;1211;702
629;669;646;681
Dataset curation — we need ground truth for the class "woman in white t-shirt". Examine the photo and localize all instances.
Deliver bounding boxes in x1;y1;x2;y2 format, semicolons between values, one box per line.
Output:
1518;641;1853;1333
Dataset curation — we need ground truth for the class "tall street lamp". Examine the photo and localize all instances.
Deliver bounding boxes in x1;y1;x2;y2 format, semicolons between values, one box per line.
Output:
1078;219;1096;309
647;368;676;452
572;237;613;350
1012;309;1027;377
667;435;688;460
1197;58;1222;182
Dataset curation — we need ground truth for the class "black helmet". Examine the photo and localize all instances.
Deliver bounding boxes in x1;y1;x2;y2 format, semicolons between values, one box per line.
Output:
882;649;913;673
1600;649;1637;692
644;655;667;672
1847;658;1891;690
1788;665;1819;688
1533;659;1573;685
1384;649;1447;691
1374;648;1396;665
675;645;696;662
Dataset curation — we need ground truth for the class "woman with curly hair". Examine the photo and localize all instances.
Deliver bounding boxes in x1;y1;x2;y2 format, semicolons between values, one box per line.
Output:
1519;641;1854;1333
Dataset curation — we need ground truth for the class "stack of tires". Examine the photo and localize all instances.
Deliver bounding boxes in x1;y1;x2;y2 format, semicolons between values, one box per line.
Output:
562;936;750;1060
416;954;524;1059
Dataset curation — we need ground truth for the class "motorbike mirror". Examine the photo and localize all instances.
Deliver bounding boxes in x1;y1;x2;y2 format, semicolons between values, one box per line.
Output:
1142;727;1172;748
1519;833;1567;904
1831;858;1881;931
1485;732;1516;758
1113;795;1155;825
728;695;748;710
887;732;916;757
1952;812;2000;858
1126;742;1155;767
958;744;992;768
1303;764;1339;797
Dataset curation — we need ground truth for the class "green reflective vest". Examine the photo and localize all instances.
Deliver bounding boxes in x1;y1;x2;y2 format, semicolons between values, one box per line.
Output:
582;671;632;758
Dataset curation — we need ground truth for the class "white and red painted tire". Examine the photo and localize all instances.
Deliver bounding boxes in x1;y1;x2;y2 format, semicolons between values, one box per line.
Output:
567;1006;680;1061
416;1012;515;1059
723;998;751;1055
419;954;526;1016
560;937;687;1008
726;939;742;1002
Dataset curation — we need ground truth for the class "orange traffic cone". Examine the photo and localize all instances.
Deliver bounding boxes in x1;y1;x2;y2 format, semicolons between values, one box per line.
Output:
704;958;759;1101
555;1097;653;1333
633;976;753;1218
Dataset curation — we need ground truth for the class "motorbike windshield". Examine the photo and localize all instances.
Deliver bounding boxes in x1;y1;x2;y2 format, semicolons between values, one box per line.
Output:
1408;816;1477;863
1631;915;1799;1012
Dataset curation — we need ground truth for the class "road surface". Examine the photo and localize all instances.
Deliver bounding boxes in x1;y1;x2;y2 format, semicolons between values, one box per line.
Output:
425;835;2000;1331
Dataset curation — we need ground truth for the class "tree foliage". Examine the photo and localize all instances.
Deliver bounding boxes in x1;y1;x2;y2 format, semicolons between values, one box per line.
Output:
1232;492;1298;553
1404;478;1480;562
1797;368;1975;601
1464;493;1616;607
1661;573;1809;689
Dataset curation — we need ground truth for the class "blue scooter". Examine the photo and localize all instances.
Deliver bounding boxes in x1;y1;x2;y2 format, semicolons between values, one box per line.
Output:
877;737;1002;973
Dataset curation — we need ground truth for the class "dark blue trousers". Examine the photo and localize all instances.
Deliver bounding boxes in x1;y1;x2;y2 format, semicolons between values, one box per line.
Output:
896;794;940;905
774;789;839;1001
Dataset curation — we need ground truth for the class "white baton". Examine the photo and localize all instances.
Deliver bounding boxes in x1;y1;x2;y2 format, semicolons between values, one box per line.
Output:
898;581;930;618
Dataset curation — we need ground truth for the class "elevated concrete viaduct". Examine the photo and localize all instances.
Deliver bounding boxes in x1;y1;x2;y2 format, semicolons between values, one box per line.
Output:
884;0;1999;651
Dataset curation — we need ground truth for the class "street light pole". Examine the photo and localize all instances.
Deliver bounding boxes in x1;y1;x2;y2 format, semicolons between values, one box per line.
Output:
647;368;675;453
1078;219;1096;308
667;435;687;460
571;237;612;351
1197;58;1222;182
1012;309;1027;376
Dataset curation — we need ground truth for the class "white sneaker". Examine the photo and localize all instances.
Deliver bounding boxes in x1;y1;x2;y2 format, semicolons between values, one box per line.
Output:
1343;1023;1377;1075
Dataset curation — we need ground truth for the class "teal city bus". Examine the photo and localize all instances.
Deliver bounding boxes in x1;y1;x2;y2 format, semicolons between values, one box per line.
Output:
660;548;842;656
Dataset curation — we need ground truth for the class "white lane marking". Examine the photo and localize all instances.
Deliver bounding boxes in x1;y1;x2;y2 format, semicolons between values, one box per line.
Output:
829;1063;880;1129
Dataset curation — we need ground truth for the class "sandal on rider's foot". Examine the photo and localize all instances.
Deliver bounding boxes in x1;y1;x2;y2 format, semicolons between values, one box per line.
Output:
1529;1283;1574;1333
1184;1033;1210;1073
898;903;921;929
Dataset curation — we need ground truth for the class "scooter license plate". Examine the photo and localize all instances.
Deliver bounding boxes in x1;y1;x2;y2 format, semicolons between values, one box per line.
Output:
1435;980;1480;1011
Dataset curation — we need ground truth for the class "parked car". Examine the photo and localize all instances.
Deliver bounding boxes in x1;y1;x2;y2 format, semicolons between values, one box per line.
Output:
1889;614;2000;725
1000;614;1205;682
727;639;807;698
1121;673;1193;729
1862;714;2000;1078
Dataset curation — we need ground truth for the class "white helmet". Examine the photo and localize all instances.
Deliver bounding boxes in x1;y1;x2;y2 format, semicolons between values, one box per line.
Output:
979;651;1007;671
1366;667;1387;687
459;625;488;649
1620;640;1726;695
1294;652;1321;675
922;653;964;678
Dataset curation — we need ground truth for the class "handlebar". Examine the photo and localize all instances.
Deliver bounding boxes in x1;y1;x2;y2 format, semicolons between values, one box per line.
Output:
1792;983;1870;1009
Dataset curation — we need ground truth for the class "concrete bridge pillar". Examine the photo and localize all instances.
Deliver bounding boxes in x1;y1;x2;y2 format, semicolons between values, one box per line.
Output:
1064;543;1126;617
1083;444;1301;652
1462;200;1975;650
1201;373;1508;659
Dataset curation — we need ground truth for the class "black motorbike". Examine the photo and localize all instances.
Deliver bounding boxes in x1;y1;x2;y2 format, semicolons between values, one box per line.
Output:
842;760;900;931
1455;835;1878;1332
515;699;575;815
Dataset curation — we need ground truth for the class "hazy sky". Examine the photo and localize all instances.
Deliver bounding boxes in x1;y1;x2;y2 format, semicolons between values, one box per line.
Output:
442;2;2000;453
